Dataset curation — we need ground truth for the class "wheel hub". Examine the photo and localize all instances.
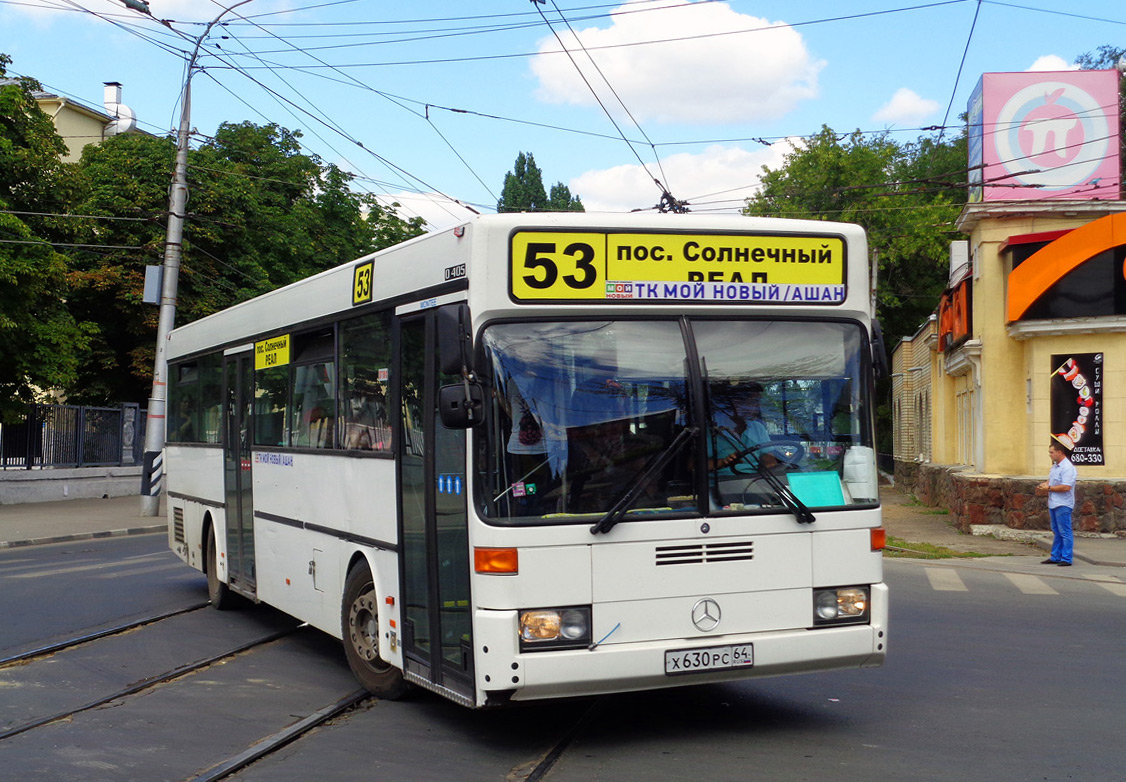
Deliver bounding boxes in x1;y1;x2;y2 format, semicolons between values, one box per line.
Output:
348;593;382;665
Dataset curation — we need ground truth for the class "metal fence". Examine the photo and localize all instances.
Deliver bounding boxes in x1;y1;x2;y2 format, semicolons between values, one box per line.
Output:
0;403;146;470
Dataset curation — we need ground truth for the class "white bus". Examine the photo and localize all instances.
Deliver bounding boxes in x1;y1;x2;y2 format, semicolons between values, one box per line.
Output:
165;213;887;708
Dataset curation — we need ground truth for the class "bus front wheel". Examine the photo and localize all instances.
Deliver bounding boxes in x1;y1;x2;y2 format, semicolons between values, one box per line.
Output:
342;565;408;699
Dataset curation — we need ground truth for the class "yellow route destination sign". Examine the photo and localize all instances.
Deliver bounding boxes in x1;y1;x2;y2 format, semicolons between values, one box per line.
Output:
255;334;290;370
509;230;847;304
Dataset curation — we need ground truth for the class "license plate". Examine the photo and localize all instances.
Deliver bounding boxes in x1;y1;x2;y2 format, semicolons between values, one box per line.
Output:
664;644;754;675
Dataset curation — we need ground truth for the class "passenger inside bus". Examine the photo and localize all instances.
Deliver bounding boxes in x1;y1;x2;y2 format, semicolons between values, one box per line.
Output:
344;376;390;451
293;362;335;448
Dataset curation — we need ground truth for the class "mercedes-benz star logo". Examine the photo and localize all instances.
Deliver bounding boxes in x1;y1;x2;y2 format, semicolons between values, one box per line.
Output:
691;598;721;632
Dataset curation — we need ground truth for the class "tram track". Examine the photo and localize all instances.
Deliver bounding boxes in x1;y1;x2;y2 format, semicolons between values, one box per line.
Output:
518;697;607;782
0;600;210;668
1;595;605;781
190;689;370;781
0;622;299;742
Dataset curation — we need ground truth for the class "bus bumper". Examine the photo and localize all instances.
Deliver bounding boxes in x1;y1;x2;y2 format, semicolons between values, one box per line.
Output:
476;583;888;703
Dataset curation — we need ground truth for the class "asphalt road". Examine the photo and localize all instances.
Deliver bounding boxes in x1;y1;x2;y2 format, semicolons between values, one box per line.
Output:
2;536;1123;781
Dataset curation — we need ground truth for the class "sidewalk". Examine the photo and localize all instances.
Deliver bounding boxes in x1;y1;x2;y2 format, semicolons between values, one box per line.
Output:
0;494;165;548
881;483;1126;568
1;487;1124;566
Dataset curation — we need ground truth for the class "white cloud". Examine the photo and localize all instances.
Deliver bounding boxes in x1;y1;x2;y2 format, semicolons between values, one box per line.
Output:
1027;55;1079;72
381;192;479;233
570;141;793;213
871;88;939;126
531;0;823;124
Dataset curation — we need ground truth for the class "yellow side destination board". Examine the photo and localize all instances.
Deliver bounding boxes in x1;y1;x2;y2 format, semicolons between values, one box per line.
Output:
255;334;290;370
510;230;847;305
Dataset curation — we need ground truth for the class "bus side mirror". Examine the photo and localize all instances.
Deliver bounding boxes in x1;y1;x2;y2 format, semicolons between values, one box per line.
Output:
439;383;485;429
438;303;474;377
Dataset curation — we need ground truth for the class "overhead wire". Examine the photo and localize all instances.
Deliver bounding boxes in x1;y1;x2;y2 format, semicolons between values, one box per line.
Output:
233;0;688;27
13;0;1126;223
207;61;467;220
111;2;473;226
213;0;972;70
548;0;680;208
532;0;680;210
219;2;498;206
938;0;981;141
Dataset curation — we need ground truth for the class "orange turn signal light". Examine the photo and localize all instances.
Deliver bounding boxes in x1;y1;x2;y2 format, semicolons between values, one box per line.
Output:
474;547;518;574
870;528;887;551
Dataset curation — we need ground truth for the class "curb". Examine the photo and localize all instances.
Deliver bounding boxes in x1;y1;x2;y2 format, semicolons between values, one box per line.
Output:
0;525;166;549
1028;536;1124;568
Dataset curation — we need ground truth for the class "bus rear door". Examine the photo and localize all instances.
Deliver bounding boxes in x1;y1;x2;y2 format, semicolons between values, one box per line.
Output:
223;350;256;597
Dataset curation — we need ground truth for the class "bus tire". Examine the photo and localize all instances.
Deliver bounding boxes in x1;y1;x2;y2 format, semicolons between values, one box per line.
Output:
206;528;237;610
342;564;407;699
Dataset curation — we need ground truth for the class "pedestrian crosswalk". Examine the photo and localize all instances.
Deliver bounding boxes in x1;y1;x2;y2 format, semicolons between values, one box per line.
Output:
1086;573;1126;597
924;568;967;592
904;561;1126;598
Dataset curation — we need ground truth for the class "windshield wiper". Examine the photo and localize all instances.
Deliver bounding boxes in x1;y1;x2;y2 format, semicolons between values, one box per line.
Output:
590;426;698;535
715;426;816;524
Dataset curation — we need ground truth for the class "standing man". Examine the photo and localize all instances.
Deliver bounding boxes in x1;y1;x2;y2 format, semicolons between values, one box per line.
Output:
1037;441;1077;566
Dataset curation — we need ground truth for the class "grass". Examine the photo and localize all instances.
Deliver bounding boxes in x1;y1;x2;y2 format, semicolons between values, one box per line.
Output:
900;496;951;514
884;535;1001;560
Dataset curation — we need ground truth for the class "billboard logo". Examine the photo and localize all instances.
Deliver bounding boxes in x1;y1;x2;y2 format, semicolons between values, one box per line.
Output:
969;70;1120;202
996;81;1111;190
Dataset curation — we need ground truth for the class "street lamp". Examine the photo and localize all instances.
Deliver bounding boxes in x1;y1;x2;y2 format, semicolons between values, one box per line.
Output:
125;0;254;516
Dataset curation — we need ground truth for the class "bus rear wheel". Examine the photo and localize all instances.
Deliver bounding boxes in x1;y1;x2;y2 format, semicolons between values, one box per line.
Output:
342;565;407;699
206;529;237;610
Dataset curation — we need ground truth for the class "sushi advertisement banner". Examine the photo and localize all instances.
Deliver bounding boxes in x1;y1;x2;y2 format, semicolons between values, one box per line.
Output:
1051;353;1103;465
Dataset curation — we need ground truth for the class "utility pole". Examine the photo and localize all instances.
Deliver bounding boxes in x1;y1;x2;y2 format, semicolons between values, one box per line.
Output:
125;0;254;516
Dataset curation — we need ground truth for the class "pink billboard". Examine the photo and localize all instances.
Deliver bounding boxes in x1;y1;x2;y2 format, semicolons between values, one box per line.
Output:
968;70;1120;202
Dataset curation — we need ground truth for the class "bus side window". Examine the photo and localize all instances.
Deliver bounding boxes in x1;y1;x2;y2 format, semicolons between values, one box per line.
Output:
340;311;392;452
199;353;223;443
293;361;336;448
254;366;290;447
168;361;198;443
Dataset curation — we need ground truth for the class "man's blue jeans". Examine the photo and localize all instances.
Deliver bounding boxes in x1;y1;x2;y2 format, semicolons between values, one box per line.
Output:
1049;505;1074;563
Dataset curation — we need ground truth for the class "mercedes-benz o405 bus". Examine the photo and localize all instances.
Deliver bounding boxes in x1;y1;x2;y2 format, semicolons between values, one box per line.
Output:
165;213;887;708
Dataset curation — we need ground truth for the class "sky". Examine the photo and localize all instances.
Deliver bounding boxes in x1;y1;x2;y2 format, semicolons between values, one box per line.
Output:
2;0;1124;230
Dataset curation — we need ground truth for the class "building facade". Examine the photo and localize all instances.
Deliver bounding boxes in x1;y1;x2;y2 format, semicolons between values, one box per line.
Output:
893;67;1126;537
33;82;138;162
894;201;1126;536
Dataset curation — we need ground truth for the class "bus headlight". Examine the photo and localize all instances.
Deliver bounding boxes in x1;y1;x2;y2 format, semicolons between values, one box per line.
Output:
812;586;870;626
518;606;591;651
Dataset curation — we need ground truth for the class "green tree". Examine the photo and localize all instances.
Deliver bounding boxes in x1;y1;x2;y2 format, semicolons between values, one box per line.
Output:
548;181;584;212
744;125;966;454
68;121;424;405
497;152;583;212
1076;46;1126;184
1075;45;1126;70
743;125;965;345
0;54;88;421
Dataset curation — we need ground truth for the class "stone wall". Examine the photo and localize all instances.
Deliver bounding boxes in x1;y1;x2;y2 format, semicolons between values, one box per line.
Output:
894;460;1126;535
0;466;141;504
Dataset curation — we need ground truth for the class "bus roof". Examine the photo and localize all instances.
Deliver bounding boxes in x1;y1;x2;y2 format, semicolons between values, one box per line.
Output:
167;213;869;361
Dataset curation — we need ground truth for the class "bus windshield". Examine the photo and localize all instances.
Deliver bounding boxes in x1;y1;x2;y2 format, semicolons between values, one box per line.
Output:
476;318;876;525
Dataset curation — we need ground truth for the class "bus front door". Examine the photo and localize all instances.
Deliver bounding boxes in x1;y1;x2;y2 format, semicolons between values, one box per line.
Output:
398;313;473;701
223;352;256;597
